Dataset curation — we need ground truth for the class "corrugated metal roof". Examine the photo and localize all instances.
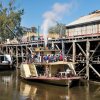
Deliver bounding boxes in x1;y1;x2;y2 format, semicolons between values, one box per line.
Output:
66;10;100;27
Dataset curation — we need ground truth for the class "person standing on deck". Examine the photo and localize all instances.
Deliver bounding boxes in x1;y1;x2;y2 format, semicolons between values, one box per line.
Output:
27;53;32;63
59;54;63;61
59;51;63;61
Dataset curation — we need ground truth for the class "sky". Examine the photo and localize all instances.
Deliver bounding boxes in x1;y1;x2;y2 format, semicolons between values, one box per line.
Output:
1;0;100;30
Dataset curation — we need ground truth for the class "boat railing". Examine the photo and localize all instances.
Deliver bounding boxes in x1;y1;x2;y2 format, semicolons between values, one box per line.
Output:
56;68;77;78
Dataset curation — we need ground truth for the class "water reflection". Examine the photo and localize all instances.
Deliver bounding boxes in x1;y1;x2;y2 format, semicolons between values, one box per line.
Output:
0;71;14;100
93;86;100;98
20;82;37;99
0;71;100;100
19;80;100;100
19;80;69;100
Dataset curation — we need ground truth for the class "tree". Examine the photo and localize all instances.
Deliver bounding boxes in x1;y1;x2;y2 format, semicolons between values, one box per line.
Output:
48;23;66;37
0;0;24;41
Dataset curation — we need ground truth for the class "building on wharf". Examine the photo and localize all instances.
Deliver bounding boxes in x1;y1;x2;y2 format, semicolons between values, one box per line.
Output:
0;10;100;82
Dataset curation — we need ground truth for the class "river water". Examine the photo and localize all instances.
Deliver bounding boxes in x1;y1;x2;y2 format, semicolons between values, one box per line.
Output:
0;70;100;100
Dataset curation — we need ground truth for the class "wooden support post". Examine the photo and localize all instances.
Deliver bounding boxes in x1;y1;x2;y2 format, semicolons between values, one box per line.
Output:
0;45;3;54
21;46;23;62
62;40;65;59
7;46;9;54
31;44;32;51
26;45;27;61
16;46;18;68
10;47;12;54
86;39;90;80
49;65;51;77
73;41;76;63
8;47;10;54
26;45;29;62
37;41;39;47
6;46;7;54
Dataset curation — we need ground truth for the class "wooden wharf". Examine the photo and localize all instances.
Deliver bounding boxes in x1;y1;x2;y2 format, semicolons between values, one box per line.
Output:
0;34;100;82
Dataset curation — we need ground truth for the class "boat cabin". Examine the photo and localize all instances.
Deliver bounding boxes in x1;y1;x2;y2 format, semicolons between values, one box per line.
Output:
0;54;12;64
35;61;76;78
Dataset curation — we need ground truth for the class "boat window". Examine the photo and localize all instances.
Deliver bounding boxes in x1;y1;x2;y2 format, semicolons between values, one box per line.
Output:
0;56;4;62
4;56;8;61
36;65;45;75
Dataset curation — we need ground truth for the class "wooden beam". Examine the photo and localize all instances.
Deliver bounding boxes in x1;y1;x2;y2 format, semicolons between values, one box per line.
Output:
89;64;100;77
55;44;60;50
66;44;72;56
77;67;86;75
89;43;100;60
77;43;86;57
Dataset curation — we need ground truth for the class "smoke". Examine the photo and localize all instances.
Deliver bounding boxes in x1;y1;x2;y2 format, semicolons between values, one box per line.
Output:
41;2;72;46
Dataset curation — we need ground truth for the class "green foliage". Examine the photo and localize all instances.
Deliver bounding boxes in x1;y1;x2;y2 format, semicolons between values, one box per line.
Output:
0;0;24;41
48;23;66;36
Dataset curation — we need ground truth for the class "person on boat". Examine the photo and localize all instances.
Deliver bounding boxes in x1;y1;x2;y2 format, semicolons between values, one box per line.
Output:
59;54;63;61
27;53;32;63
43;56;45;62
53;54;57;62
48;55;50;62
56;54;59;61
46;55;49;63
49;54;55;62
78;52;82;60
66;68;72;77
64;56;67;61
43;55;48;63
34;54;39;62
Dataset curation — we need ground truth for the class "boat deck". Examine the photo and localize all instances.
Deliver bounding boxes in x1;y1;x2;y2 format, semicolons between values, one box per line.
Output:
24;76;81;80
33;61;76;66
0;63;12;65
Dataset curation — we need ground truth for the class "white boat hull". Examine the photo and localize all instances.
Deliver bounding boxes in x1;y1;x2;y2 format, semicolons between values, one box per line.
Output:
20;63;81;87
20;75;80;86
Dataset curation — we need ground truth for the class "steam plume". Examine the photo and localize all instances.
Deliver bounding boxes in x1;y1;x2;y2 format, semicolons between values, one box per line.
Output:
41;2;72;46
